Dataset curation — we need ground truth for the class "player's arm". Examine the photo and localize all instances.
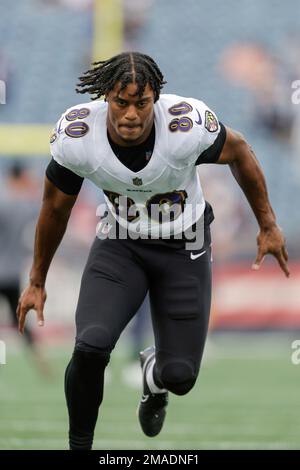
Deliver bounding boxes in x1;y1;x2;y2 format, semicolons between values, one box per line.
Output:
17;166;82;333
217;126;289;277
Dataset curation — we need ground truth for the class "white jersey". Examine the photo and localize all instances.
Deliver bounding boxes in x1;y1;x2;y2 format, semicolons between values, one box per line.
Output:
50;94;221;238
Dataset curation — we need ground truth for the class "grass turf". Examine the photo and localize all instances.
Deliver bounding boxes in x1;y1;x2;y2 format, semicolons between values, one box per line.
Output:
0;332;299;450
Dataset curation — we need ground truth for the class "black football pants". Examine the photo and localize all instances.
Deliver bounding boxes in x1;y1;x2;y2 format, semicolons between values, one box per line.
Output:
75;226;212;393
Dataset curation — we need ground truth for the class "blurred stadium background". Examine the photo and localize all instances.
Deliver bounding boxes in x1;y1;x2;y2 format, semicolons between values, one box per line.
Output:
0;0;300;450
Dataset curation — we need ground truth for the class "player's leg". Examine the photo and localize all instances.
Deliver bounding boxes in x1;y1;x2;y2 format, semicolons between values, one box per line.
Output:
150;247;211;394
138;227;212;436
65;237;148;450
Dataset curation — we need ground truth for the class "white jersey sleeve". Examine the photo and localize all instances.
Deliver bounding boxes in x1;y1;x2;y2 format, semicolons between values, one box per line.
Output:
50;102;100;178
157;95;225;168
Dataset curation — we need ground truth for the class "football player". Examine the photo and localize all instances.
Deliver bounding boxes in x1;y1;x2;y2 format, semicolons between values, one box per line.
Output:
16;52;289;449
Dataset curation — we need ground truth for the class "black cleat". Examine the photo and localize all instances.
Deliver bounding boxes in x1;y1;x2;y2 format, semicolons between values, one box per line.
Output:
137;346;168;437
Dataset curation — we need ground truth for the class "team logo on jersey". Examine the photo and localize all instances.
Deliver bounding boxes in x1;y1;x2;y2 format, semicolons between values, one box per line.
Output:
168;101;193;116
204;110;218;132
65;121;89;138
49;128;57;143
132;177;143;186
65;108;90;121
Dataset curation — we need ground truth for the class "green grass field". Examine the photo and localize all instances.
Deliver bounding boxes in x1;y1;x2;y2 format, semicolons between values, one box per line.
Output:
1;332;299;450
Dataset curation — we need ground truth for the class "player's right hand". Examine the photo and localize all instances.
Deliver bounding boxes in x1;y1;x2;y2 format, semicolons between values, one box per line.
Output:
16;284;47;334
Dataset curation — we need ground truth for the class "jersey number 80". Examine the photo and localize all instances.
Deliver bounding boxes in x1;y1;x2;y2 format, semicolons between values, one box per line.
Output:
104;190;188;223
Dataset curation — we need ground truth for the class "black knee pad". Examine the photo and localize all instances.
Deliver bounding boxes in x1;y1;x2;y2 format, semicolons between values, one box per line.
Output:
72;341;110;368
76;325;113;352
159;360;196;396
65;346;110;412
65;346;110;398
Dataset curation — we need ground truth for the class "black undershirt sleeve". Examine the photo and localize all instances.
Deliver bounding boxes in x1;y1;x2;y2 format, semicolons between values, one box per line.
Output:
46;157;84;195
195;122;227;165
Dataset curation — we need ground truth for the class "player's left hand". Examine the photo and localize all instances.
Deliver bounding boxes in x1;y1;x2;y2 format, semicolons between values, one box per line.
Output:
252;224;290;277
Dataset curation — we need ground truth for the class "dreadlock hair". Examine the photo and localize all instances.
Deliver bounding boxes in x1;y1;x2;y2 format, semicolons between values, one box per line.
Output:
76;52;166;103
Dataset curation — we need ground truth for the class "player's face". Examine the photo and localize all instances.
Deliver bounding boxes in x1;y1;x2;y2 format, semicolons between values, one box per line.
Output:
106;82;155;146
